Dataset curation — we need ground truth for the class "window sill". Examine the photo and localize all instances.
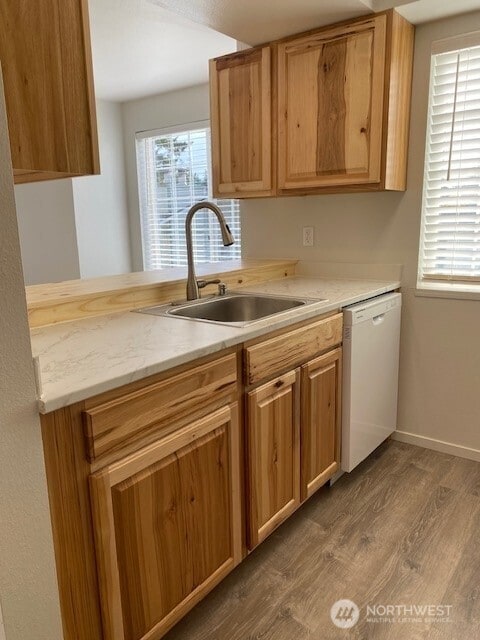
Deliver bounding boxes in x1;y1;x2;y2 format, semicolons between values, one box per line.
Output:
415;281;480;301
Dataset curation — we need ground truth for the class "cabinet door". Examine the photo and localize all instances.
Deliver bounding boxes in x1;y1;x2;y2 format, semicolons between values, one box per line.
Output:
210;47;273;198
277;15;387;190
246;370;300;549
301;348;342;500
90;404;241;640
0;0;99;182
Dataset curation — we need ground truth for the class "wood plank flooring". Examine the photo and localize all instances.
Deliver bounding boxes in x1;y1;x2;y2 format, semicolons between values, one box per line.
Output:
165;441;480;639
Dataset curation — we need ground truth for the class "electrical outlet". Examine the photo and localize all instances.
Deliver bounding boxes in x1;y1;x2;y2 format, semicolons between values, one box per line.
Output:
303;226;314;247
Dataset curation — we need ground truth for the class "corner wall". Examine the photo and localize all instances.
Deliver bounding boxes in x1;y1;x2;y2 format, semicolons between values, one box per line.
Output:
15;179;80;285
122;83;210;271
0;74;63;640
242;11;480;457
73;100;132;278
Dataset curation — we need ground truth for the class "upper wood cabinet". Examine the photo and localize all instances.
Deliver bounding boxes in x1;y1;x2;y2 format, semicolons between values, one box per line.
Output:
209;10;414;197
210;47;274;198
278;15;386;190
90;404;242;640
0;0;100;183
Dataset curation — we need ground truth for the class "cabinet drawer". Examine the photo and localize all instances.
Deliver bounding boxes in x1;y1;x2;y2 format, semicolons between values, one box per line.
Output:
245;314;343;385
83;353;237;461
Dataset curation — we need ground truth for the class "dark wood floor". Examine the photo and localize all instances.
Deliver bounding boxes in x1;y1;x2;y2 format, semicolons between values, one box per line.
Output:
165;441;480;639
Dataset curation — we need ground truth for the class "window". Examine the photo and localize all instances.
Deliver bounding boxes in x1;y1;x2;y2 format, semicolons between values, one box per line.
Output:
136;121;241;270
418;34;480;291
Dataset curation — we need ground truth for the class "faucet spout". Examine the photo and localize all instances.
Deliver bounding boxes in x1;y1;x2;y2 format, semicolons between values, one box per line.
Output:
185;201;235;301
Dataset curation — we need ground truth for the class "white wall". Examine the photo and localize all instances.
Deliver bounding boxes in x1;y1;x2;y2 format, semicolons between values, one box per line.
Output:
15;179;80;285
73;100;132;278
122;83;210;271
15;99;132;285
0;75;63;640
242;11;480;457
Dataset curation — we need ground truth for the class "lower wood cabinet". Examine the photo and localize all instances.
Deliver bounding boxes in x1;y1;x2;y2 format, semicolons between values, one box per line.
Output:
301;348;342;500
246;337;343;549
89;403;242;640
246;370;300;548
41;317;343;639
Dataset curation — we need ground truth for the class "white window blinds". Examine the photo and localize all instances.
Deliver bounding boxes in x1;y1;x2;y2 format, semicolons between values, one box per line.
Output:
136;123;241;270
419;39;480;284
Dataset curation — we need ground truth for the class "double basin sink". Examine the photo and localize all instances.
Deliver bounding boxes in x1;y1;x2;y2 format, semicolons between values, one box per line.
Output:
138;292;326;327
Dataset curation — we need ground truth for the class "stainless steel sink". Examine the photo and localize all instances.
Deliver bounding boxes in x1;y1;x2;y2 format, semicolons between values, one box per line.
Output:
137;293;326;326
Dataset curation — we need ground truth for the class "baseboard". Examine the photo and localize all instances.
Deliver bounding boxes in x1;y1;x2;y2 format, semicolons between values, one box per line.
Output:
392;430;480;462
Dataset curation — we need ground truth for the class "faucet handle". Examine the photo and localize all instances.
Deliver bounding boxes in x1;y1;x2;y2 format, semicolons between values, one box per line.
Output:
218;283;227;296
197;278;221;290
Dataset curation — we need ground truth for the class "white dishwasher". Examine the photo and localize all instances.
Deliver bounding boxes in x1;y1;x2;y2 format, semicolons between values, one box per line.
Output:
341;292;402;472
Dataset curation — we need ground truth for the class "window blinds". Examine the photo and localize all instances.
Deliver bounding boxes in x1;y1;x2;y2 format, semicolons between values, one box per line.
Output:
419;41;480;283
136;125;241;270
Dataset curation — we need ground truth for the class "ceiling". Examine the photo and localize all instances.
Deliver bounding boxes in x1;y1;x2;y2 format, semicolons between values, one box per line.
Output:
88;0;236;102
89;0;480;103
150;0;480;45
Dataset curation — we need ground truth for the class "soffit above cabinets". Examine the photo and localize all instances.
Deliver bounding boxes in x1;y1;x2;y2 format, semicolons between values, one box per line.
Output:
149;0;480;45
396;0;480;23
147;0;374;45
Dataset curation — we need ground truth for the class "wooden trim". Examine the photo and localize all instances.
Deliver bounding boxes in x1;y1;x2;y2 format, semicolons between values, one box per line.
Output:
214;47;263;69
335;351;343;468
216;179;267;193
261;46;272;192
229;402;243;566
26;260;297;328
210;57;223;191
304;461;339;499
369;14;387;185
41;406;103;640
384;11;415;191
79;0;100;175
89;471;125;640
141;560;236;640
270;9;395;47
245;313;343;385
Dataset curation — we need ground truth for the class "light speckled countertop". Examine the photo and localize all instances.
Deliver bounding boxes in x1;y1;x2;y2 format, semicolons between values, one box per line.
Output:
31;276;399;413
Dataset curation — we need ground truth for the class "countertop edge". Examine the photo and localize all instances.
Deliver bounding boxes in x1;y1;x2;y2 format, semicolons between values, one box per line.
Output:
37;280;400;414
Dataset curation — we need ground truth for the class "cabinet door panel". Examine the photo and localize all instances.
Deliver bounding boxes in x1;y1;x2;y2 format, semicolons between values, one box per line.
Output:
301;348;342;500
210;47;273;197
247;370;300;549
278;16;386;189
0;0;99;181
90;405;241;640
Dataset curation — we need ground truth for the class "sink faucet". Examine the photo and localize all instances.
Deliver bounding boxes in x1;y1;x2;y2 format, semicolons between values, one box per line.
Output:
185;201;235;300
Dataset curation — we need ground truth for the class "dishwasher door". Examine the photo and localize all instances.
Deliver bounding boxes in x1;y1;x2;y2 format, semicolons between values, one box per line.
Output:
341;292;402;472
